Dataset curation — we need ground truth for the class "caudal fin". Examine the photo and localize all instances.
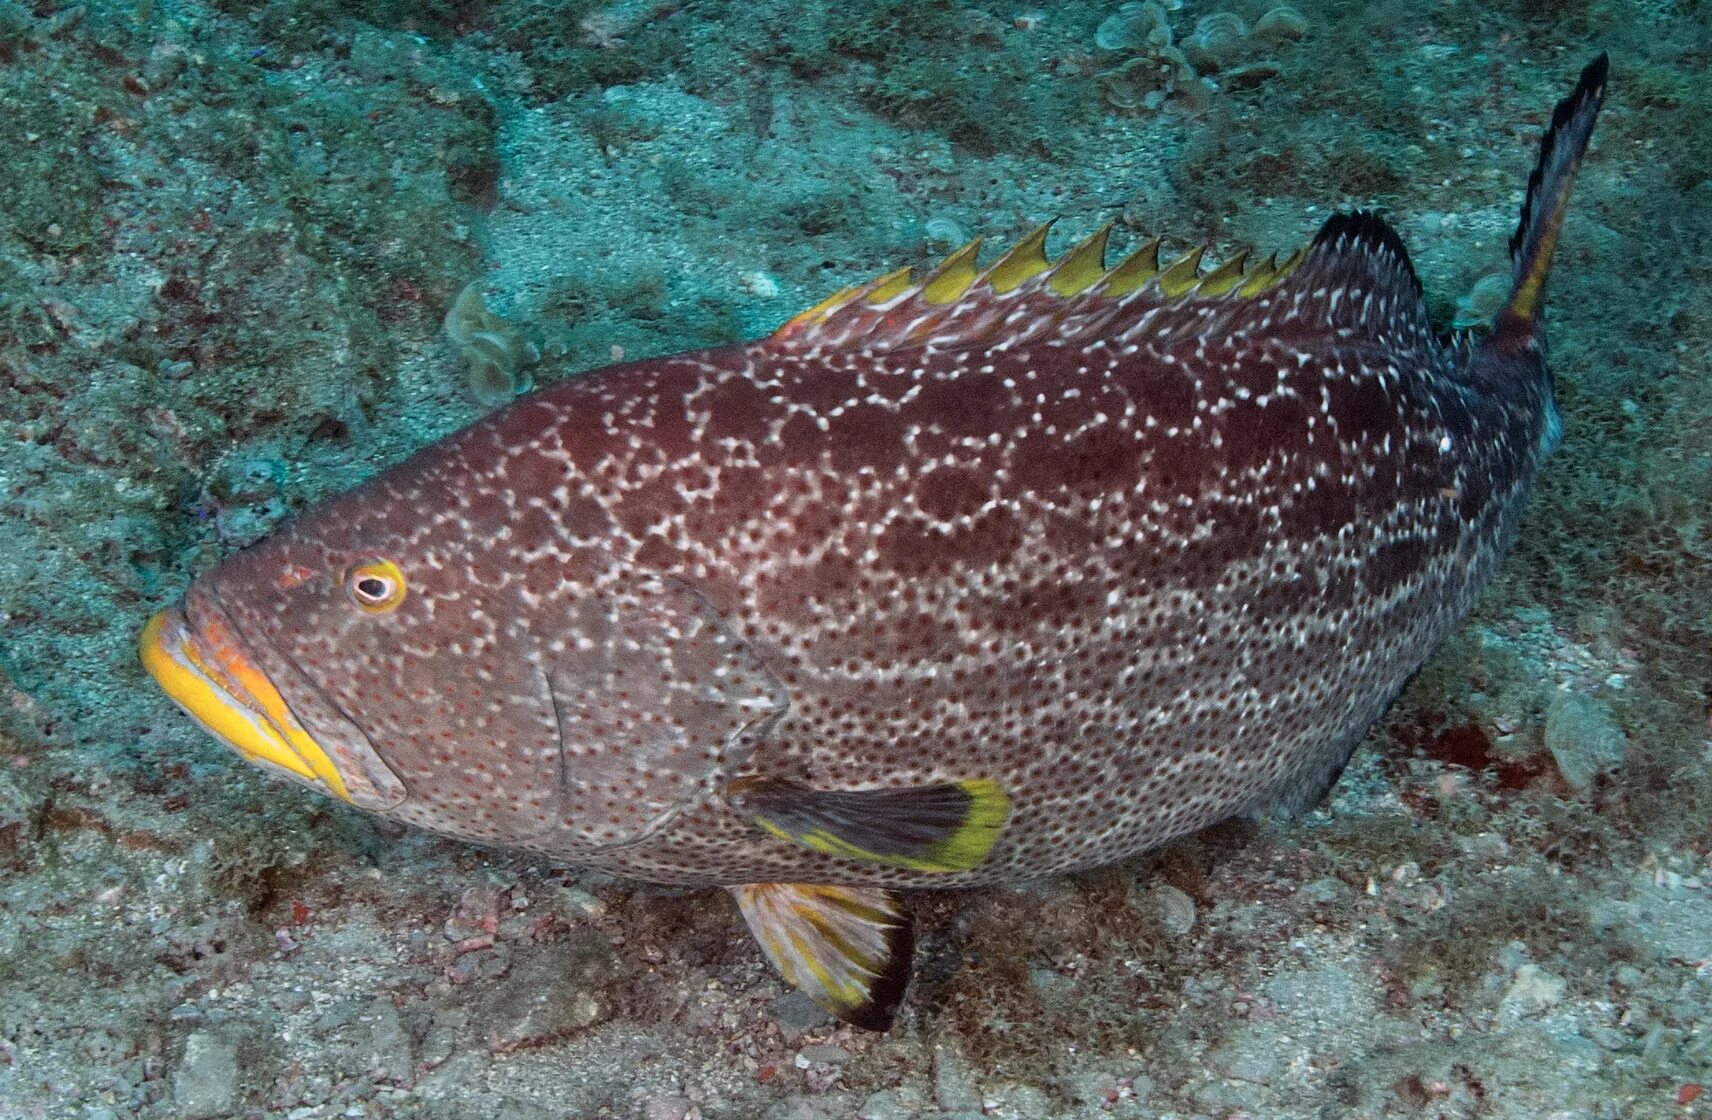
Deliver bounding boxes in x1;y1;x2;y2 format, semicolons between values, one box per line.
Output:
1497;53;1609;340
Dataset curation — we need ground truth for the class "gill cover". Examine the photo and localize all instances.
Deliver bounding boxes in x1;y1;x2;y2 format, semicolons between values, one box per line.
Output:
549;575;789;849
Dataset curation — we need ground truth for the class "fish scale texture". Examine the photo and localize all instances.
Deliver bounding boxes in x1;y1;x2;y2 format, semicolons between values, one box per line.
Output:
198;224;1553;889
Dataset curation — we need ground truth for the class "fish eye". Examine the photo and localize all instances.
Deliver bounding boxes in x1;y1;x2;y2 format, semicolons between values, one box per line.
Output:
345;558;407;613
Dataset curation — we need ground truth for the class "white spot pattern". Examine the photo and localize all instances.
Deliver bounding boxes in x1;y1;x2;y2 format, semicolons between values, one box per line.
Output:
194;219;1559;890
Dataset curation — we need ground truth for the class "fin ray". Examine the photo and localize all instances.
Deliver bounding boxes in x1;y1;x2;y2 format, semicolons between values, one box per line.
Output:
921;239;984;305
1157;246;1207;297
1047;223;1113;297
983;222;1054;294
731;883;913;1030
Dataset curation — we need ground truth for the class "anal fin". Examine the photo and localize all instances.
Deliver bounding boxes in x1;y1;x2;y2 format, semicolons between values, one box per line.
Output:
731;883;913;1031
729;777;1010;873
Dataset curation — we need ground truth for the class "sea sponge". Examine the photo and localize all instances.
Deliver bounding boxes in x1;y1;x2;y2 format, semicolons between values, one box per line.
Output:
1252;5;1310;45
1150;884;1197;936
1182;12;1250;74
1099;48;1199;112
1093;0;1221;113
1095;1;1173;52
443;282;541;408
923;216;969;248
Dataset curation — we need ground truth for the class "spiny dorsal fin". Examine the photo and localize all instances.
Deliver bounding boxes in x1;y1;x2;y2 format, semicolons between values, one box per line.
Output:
769;224;1298;354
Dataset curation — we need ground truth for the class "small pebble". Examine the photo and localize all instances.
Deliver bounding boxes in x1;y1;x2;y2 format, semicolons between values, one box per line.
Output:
1545;691;1627;791
1151;883;1197;935
933;1045;982;1112
798;1044;850;1064
172;1031;239;1120
1500;963;1567;1018
478;942;608;1052
858;1087;928;1120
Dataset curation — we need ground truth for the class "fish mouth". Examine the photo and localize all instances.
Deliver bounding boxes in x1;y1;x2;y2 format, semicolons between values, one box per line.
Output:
140;600;354;803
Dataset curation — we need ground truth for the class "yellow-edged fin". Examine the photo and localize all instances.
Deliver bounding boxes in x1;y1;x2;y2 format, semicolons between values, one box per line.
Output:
730;883;913;1031
1047;223;1113;297
1100;236;1162;297
862;266;915;305
1156;245;1207;297
983;222;1053;294
1498;53;1608;337
921;238;983;305
730;777;1010;873
1196;250;1249;297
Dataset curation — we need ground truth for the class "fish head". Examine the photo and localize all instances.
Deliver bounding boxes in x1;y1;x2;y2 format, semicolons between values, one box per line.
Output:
141;406;791;855
140;507;412;813
139;439;597;846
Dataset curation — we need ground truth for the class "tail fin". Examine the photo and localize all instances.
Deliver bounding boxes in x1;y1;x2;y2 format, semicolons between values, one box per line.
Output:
1496;53;1609;344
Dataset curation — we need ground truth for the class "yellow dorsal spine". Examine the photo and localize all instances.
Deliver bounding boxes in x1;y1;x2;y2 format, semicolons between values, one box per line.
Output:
1195;250;1250;297
921;239;984;305
777;283;862;335
862;266;916;306
1235;252;1280;298
1100;237;1163;297
1156;246;1207;297
1047;223;1114;297
983;222;1054;294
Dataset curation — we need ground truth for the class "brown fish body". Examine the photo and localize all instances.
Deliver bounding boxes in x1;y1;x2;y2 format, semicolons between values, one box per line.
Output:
144;56;1608;1026
195;247;1539;889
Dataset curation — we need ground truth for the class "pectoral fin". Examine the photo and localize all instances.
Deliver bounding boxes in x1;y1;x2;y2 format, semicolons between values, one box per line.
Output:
730;883;913;1031
729;777;1010;873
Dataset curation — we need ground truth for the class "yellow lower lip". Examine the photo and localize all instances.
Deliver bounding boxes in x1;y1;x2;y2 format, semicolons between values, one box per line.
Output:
139;608;352;802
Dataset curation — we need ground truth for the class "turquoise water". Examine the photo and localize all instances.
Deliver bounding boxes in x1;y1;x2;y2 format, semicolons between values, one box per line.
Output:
0;2;1709;1117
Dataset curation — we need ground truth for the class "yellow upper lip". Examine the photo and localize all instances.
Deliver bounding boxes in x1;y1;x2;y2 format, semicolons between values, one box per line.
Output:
139;605;353;802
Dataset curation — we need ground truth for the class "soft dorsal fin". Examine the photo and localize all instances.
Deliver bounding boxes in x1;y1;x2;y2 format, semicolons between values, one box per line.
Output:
1259;209;1439;352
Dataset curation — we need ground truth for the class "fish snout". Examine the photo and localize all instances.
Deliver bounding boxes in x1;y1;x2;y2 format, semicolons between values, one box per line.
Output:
140;599;360;803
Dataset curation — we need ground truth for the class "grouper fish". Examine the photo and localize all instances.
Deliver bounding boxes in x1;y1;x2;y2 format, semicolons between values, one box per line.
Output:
140;57;1608;1029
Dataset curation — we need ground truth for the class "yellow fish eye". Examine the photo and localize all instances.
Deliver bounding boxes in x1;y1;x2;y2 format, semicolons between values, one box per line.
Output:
345;558;407;613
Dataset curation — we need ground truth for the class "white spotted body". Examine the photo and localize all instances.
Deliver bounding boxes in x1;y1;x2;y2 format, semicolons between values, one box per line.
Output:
177;211;1545;889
